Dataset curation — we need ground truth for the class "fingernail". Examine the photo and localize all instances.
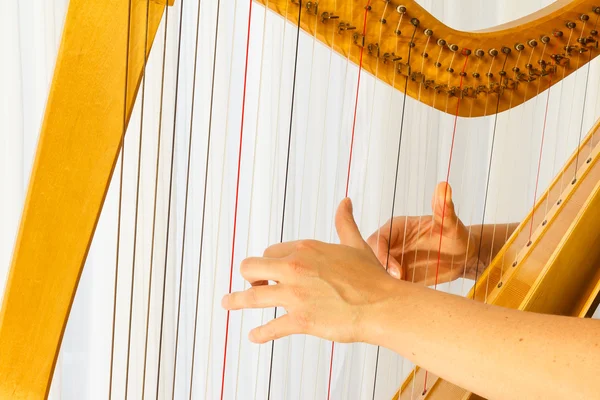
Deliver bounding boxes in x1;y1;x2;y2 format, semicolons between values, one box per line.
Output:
221;295;229;308
346;197;353;213
389;267;400;279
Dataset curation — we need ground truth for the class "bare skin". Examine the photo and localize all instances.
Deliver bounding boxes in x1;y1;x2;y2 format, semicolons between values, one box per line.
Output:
222;184;600;400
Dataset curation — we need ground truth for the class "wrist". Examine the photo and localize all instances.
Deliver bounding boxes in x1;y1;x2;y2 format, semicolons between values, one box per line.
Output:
359;278;414;347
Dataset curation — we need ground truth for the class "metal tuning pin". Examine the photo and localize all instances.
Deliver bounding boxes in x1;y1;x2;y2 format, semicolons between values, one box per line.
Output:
397;5;407;14
338;22;356;33
566;21;576;29
305;1;318;15
489;48;499;57
515;43;525;51
321;12;339;23
528;39;538;47
540;36;550;44
475;48;485;57
580;14;590;22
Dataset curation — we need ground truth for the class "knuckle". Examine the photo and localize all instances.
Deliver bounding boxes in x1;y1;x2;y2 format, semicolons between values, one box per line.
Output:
287;257;306;276
295;239;319;252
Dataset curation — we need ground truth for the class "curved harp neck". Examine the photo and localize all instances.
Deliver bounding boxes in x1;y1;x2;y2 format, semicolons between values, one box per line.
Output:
260;0;600;117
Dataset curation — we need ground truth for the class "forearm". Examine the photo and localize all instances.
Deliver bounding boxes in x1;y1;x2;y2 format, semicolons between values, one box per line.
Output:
465;223;519;280
368;280;600;400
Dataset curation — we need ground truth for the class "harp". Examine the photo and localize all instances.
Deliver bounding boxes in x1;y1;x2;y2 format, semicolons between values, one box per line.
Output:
1;0;600;399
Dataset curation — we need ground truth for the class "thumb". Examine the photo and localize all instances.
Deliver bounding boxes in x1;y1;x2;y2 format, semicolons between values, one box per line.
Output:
335;198;369;250
384;255;403;280
431;182;458;226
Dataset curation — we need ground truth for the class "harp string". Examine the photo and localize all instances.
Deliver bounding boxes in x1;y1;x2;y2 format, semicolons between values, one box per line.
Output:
125;0;152;396
518;42;548;247
546;30;573;217
370;19;419;400
375;9;411;394
109;0;133;396
187;0;226;397
471;51;509;302
326;1;372;398
202;2;242;394
560;26;587;193
281;10;321;398
171;0;209;396
352;2;393;397
253;2;291;398
422;51;470;395
529;74;553;241
234;2;269;398
266;1;302;398
295;0;340;395
221;0;255;398
141;4;170;396
155;0;186;395
496;51;523;278
407;34;451;400
421;42;452;292
327;6;358;399
575;14;599;179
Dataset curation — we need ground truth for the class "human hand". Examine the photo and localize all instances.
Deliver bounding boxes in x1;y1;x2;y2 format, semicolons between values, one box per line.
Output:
221;198;399;344
367;182;477;285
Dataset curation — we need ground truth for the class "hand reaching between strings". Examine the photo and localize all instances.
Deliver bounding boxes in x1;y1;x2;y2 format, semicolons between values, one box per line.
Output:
221;198;397;345
367;182;479;285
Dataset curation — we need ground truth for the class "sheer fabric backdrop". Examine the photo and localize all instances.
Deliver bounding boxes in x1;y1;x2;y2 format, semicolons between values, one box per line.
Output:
1;0;599;399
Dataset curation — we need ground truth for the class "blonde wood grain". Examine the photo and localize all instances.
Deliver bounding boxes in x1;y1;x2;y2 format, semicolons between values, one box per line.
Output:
257;0;600;117
0;0;167;398
396;118;600;399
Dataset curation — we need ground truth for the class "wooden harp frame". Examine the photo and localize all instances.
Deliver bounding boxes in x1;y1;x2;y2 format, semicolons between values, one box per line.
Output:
1;0;600;398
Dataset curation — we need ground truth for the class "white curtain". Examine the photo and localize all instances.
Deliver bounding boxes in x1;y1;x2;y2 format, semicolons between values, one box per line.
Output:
2;0;599;399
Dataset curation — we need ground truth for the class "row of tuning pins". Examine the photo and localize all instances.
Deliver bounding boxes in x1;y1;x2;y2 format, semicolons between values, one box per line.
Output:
292;1;600;79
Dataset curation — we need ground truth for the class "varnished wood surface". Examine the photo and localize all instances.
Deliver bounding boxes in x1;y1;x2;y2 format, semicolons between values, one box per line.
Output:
0;0;166;398
258;0;600;117
396;119;600;399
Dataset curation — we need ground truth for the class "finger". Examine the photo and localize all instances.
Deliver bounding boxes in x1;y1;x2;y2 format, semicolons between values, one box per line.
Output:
248;314;298;344
384;255;403;280
221;285;287;310
335;198;369;250
240;257;287;284
431;182;458;226
365;227;399;274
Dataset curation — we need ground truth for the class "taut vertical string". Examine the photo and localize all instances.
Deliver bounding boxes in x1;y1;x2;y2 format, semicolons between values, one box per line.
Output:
472;53;510;298
109;0;132;396
221;1;254;399
155;0;186;396
371;20;419;400
266;1;302;398
141;5;169;398
185;0;223;398
423;51;470;395
124;0;151;397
